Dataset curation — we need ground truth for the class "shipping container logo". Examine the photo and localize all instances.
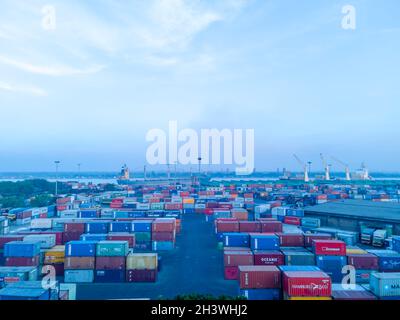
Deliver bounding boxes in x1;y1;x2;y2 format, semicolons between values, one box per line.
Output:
146;121;255;175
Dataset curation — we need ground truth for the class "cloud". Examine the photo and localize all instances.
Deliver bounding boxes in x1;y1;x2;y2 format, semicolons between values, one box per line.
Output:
0;81;47;97
0;56;104;76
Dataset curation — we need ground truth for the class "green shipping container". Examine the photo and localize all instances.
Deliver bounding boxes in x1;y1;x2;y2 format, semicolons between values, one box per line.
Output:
96;241;129;257
134;232;152;242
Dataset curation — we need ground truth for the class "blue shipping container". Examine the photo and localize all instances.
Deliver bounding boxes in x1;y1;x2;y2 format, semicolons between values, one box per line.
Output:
4;241;41;257
376;253;400;272
152;241;174;251
79;210;98;218
95;270;125;283
223;233;250;248
316;255;347;283
391;236;400;253
250;234;279;250
278;266;321;272
239;289;280;300
64;270;94;283
110;222;131;233
131;220;152;232
65;241;97;257
85;222;109;234
0;287;50;300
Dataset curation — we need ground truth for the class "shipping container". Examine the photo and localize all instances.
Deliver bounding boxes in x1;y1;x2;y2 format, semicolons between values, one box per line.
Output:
238;221;261;233
239;288;280;300
313;240;346;256
223;251;254;267
250;234;279;250
5;256;40;267
0;266;38;281
216;220;239;233
152;218;176;232
64;257;95;270
152;241;174;251
64;270;94;283
4;241;41;257
276;233;304;247
95;270;125;283
0;287;49;300
107;233;135;248
96;241;129;257
254;251;284;266
80;234;108;242
283;271;331;297
65;241;97;257
347;254;379;270
370;273;400;297
109;222;131;233
331;284;377;300
126;253;158;270
238;266;281;289
284;251;315;266
316;255;347;283
223;233;250;248
126;269;157;282
95;257;126;270
260;221;283;233
85;222;109;234
23;234;56;249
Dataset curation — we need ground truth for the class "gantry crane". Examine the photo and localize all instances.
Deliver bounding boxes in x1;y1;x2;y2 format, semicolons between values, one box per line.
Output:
293;154;309;182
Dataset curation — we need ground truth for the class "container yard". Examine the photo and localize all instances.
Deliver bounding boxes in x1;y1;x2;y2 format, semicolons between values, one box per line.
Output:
0;178;399;301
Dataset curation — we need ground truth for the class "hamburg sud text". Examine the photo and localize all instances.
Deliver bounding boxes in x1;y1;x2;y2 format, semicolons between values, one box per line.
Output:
150;303;249;318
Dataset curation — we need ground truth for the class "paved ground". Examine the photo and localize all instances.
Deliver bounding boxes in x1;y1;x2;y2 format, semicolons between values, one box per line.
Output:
76;213;238;300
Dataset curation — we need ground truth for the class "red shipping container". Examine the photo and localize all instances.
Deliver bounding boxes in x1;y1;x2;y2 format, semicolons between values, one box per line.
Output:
126;269;157;282
254;251;284;266
65;257;95;270
261;221;283;233
304;234;332;247
239;221;261;233
239;266;281;289
0;236;24;249
276;233;304;247
63;231;83;243
152;219;176;232
284;216;301;226
313;240;346;256
216;221;239;233
152;232;175;241
64;222;85;233
39;213;48;219
224;251;254;267
283;271;332;297
224;266;239;280
206;202;219;209
107;234;136;248
110;203;123;209
95;257;126;270
5;256;40;267
203;208;214;216
164;203;182;210
57;206;68;211
347;254;379;270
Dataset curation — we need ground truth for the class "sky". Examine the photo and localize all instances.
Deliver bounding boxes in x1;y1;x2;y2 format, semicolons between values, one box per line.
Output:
0;0;399;173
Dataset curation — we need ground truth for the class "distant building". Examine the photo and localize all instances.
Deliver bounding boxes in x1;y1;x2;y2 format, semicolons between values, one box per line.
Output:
304;200;400;235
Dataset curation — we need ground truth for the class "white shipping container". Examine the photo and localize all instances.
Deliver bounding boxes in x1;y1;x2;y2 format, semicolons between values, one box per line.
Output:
60;210;79;218
30;219;53;230
136;203;150;210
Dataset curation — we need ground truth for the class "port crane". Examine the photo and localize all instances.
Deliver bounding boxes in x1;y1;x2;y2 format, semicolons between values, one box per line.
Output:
293;154;309;182
320;153;331;181
331;156;351;181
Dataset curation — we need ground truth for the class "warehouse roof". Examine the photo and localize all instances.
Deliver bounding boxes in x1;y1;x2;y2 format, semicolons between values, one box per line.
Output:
304;200;400;223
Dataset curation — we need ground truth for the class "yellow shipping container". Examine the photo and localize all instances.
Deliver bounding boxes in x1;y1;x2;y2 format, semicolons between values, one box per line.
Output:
347;248;368;255
126;253;158;270
44;245;65;264
183;198;195;204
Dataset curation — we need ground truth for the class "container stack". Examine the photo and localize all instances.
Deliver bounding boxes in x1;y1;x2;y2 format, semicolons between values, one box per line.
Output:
64;241;97;283
3;241;41;268
63;222;86;243
126;253;158;282
95;241;129;283
370;273;400;299
238;266;281;300
44;245;65;276
132;220;152;250
313;240;347;283
224;250;253;280
152;218;176;251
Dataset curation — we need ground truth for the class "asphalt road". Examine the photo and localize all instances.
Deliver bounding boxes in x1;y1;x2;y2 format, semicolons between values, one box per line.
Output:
76;213;238;300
